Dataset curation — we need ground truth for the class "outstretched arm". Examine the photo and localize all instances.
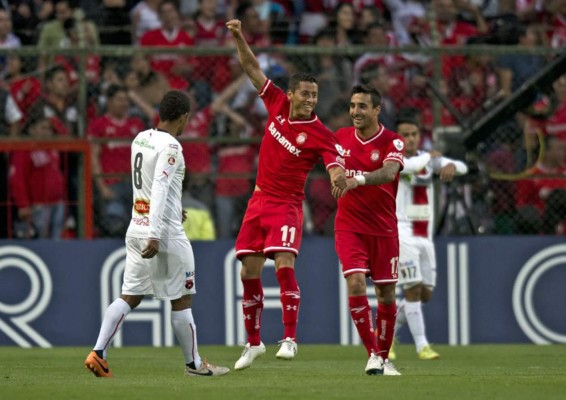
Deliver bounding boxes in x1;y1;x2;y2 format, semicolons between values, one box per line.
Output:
226;19;267;91
346;161;401;190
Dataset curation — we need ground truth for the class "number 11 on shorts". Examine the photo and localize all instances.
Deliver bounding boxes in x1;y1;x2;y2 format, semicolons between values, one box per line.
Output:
390;256;399;276
281;225;296;246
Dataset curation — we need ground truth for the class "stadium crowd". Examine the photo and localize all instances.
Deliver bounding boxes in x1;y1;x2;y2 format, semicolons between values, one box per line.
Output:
1;0;565;239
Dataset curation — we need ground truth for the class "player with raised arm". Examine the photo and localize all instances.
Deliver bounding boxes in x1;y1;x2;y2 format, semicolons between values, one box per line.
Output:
334;84;405;376
391;118;467;360
225;19;347;370
84;91;229;378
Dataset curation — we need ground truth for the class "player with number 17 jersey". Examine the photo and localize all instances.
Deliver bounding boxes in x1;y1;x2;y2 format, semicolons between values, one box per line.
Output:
126;128;187;240
335;124;405;236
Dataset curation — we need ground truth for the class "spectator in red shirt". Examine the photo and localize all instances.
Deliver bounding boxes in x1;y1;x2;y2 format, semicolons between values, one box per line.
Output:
28;65;76;136
515;135;566;234
88;84;145;237
192;0;229;92
140;0;195;90
546;74;566;140
5;54;42;119
9;114;65;239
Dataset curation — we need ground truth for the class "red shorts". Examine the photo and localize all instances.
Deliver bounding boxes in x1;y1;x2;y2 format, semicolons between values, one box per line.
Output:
335;230;399;284
235;192;303;260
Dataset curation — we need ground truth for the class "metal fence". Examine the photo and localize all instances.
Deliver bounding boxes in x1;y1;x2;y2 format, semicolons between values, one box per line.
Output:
0;45;562;239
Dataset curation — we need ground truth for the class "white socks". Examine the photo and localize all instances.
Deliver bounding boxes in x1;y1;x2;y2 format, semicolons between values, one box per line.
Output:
171;308;202;369
94;298;131;358
405;301;429;352
395;299;407;333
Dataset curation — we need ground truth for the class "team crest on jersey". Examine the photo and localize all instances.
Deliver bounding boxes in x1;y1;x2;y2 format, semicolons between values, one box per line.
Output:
296;132;307;145
370;150;380;162
168;156;176;165
393;139;404;151
134;199;150;215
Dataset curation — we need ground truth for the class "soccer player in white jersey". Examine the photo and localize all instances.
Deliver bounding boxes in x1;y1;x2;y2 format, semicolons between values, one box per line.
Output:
85;91;229;378
392;118;467;360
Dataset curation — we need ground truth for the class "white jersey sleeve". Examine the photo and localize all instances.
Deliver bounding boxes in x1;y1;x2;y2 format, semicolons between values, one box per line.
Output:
127;129;186;240
401;152;431;175
432;156;468;176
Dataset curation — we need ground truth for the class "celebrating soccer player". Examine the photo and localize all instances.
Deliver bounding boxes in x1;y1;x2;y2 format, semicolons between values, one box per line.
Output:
225;19;347;370
334;84;405;376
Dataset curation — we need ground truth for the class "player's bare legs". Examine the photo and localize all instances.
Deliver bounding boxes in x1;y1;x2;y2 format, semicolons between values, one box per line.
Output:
235;254;267;370
274;252;299;360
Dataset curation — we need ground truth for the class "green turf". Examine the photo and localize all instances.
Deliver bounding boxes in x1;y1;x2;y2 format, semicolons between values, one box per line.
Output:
1;344;565;400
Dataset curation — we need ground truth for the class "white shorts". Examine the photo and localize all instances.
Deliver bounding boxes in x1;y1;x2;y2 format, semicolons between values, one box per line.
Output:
123;237;196;300
398;235;436;290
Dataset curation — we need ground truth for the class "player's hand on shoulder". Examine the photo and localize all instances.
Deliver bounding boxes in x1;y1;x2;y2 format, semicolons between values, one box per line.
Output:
226;19;242;35
141;239;160;259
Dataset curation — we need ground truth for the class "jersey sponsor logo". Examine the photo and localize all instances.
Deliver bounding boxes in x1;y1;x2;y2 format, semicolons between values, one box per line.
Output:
371;150;380;162
387;151;404;160
296;132;307;145
133;137;155;149
169;144;179;149
276;115;286;125
345;169;366;177
134;199;150;215
268;122;301;156
393;139;404;151
132;216;150;226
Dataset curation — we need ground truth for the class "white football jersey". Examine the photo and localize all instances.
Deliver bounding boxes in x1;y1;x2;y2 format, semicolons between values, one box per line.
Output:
126;128;186;240
397;151;468;239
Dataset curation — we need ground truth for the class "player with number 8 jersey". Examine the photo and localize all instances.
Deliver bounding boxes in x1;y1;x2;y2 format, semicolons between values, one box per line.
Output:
85;91;229;379
127;129;186;240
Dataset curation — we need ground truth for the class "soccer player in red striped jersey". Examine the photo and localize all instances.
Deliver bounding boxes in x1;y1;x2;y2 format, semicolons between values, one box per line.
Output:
226;19;347;370
333;84;405;376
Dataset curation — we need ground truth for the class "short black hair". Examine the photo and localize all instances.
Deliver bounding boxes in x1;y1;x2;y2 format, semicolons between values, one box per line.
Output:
350;84;381;108
396;116;420;129
235;1;254;19
288;72;317;92
45;66;67;82
106;84;127;99
159;90;190;122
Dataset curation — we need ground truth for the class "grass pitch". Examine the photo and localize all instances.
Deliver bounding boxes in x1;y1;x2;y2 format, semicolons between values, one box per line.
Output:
1;344;565;400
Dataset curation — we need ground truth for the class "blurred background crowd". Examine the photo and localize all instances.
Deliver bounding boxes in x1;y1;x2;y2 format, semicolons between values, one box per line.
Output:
0;0;565;240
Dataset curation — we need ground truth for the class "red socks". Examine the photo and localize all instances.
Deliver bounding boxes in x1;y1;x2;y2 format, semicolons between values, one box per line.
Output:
276;267;300;340
376;302;397;359
241;278;263;346
349;295;378;356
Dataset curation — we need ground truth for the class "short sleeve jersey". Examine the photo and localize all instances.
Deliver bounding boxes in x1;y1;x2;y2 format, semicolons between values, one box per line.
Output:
126;128;186;240
335;125;405;236
255;79;344;200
